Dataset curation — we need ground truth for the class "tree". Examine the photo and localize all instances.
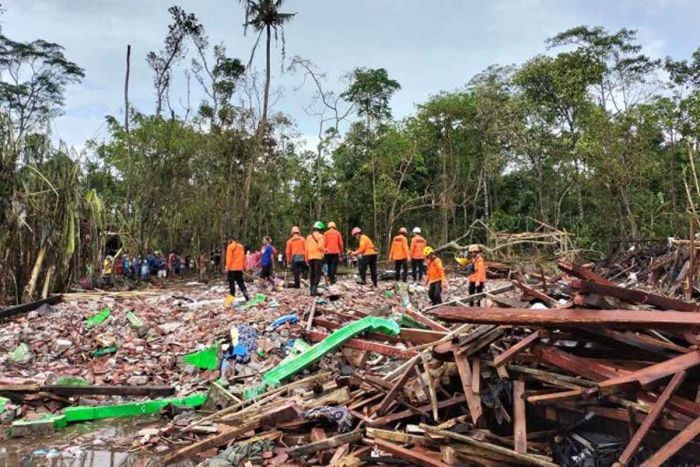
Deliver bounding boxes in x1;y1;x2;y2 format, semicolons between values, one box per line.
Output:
147;6;204;116
341;67;401;239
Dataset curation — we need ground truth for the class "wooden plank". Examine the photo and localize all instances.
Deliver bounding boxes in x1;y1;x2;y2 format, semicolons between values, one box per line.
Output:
423;284;515;311
513;379;527;454
512;280;558;307
527;389;585;405
453;350;482;424
403;306;450;332
370;395;465;427
421;425;557;467
163;420;260;464
471;358;481;395
287;431;362;458
639;416;700;467
577;280;698;312
374;438;449;467
374;355;420;416
618;371;687;466
433;307;700;328
421;352;439;422
598;352;700;394
494;331;541;368
0;295;62;319
533;346;626;381
557;262;615;285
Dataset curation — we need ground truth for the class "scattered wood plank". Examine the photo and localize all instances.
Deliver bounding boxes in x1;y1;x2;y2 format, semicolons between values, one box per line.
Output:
374;355;420;416
618;371;687;466
287;431;363;458
526;389;585;405
163;419;261;464
576;280;698;312
512;280;558;307
513;378;527;454
420;425;557;467
557;262;615;285
639;416;700;467
494;330;541;368
403;306;450;332
374;438;449;467
433;307;700;328
471;357;481;395
0;295;62;319
597;351;700;394
453;350;482;424
305;331;417;358
41;384;175;397
369;395;466;427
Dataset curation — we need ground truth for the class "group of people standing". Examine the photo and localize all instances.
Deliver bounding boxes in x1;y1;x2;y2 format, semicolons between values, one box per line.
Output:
224;222;487;307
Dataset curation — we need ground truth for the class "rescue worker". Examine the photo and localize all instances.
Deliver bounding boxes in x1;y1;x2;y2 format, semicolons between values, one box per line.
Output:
424;246;447;305
410;227;427;281
306;221;326;296
389;227;410;282
285;226;306;289
225;235;249;301
323;221;344;285
468;244;486;306
350;227;378;287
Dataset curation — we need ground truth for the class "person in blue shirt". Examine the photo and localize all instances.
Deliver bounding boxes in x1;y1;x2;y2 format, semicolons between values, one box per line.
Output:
260;236;276;288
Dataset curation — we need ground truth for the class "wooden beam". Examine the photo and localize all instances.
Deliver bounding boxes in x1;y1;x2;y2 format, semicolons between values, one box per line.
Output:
403;306;450;332
374;438;449;467
494;331;541;368
374;355;420;416
557;262;615;285
512;280;558;307
618;371;687;466
598;352;700;394
576;280;698;312
639;416;700;467
471;358;481;395
420;425;557;467
453;350;482;424
527;389;585;405
0;295;62;319
433;307;700;328
370;395;465;427
163;420;260;464
287;431;362;458
513;378;527;454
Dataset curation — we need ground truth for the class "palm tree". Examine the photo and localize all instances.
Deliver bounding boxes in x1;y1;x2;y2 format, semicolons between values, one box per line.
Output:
238;0;295;236
240;0;295;137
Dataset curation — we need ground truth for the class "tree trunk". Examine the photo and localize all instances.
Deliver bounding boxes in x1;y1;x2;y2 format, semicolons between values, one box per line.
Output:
125;44;133;214
23;241;47;302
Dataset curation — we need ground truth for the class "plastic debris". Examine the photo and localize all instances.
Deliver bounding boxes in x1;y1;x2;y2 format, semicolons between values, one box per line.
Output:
85;307;110;329
8;343;32;364
182;343;220;370
268;314;299;331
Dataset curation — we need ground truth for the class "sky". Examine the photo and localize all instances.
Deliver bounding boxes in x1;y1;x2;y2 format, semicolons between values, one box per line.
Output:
3;0;700;150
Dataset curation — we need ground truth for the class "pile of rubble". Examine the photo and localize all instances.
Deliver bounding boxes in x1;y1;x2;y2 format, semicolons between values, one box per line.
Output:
1;262;700;466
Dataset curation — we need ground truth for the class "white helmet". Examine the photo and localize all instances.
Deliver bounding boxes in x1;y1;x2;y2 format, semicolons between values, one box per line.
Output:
412;227;421;234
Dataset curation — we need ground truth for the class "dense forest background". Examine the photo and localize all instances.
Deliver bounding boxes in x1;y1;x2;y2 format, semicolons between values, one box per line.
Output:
2;1;700;303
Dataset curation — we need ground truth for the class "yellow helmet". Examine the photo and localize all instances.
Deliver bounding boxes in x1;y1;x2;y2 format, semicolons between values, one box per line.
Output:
423;246;434;257
455;257;469;267
468;244;480;253
328;221;337;229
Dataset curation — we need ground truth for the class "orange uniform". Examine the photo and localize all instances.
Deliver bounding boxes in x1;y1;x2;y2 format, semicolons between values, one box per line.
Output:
225;241;245;271
285;234;306;264
353;234;377;256
469;254;486;283
323;228;344;255
426;257;446;284
410;235;427;260
305;231;325;261
389;235;410;261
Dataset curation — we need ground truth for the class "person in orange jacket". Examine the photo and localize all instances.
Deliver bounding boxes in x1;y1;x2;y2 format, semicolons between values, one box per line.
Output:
286;226;307;289
468;244;486;306
225;235;249;301
410;227;428;282
350;227;378;287
306;221;326;296
323;221;344;285
424;246;446;305
389;227;410;282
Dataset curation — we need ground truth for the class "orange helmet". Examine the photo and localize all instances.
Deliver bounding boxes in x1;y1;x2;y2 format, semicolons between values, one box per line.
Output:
291;226;301;235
